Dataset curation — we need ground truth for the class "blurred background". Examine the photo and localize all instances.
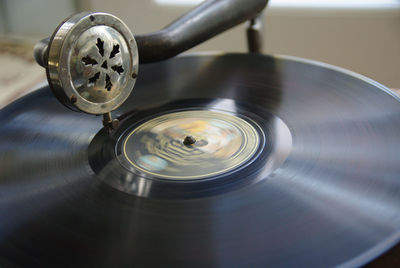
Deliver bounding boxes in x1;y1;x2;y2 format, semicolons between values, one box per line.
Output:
0;0;399;107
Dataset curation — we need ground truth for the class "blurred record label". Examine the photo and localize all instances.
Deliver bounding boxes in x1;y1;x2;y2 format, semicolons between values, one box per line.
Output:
121;110;261;180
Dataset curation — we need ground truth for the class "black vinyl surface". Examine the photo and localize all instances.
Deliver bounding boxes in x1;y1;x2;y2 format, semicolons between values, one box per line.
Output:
1;54;400;267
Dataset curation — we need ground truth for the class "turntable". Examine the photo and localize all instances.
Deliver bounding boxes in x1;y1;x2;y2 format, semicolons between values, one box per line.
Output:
1;0;400;267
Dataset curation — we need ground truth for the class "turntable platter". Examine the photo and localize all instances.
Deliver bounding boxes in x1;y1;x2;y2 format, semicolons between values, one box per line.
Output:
1;53;400;267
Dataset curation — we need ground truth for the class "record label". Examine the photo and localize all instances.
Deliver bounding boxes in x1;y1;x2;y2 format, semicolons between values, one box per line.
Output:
119;110;261;180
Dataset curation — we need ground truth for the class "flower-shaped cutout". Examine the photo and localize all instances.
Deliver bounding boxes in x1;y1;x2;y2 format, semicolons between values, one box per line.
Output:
81;38;124;91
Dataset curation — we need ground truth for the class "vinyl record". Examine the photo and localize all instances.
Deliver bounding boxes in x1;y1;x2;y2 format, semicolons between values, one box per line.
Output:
1;53;400;267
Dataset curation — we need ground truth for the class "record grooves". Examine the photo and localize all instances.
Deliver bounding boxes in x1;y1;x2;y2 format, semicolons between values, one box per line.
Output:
1;54;400;267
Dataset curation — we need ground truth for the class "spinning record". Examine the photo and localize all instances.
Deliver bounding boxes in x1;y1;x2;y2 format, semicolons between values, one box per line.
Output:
1;53;400;267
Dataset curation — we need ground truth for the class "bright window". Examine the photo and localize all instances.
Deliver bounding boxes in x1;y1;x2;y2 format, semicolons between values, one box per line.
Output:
154;0;400;8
